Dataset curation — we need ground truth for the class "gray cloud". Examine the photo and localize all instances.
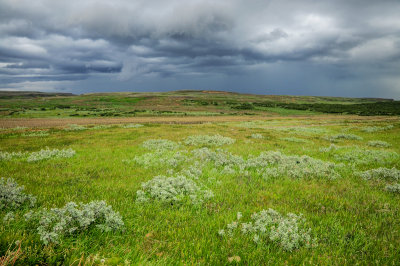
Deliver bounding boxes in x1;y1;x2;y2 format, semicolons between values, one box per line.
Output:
0;0;399;98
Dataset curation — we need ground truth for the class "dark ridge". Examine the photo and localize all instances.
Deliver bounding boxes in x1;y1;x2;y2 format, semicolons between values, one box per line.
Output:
0;91;75;99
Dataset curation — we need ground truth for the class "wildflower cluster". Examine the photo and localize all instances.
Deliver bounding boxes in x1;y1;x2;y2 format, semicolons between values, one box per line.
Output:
184;134;235;146
27;148;76;162
367;140;391;148
136;175;213;205
361;125;394;133
219;209;316;252
26;201;124;244
0;178;36;211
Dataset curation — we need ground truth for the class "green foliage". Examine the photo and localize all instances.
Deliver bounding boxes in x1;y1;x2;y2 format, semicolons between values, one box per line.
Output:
358;167;400;182
0;178;36;211
333;148;399;166
269;101;400;116
325;133;363;142
141;139;180;151
367;140;391;148
0;116;400;264
26;201;124;244
385;183;400;193
184;135;235;146
0;151;26;161
129;150;188;168
219;209;316;252
121;124;144;128
27;148;76;162
281;137;309;143
251;133;263;139
362;125;394;132
136;175;213;205
64;124;86;131
21;131;49;137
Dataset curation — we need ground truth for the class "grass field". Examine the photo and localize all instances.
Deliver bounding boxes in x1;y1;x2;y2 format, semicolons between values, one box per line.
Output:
1;112;400;264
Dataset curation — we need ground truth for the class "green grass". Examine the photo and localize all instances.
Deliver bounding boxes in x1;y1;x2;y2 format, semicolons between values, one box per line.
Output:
1;118;400;264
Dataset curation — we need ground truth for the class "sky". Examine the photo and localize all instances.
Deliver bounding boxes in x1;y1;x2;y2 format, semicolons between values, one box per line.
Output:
0;0;400;98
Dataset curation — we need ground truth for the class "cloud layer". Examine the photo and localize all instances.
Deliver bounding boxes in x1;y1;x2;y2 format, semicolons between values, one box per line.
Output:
0;0;399;98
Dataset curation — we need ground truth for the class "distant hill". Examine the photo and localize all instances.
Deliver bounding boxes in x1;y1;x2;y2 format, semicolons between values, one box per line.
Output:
0;90;398;117
0;91;75;99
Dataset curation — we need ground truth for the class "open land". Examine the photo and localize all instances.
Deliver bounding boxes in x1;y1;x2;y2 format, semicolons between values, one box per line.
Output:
1;91;400;264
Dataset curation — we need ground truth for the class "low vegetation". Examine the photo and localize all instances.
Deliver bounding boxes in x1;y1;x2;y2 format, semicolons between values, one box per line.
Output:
0;106;399;264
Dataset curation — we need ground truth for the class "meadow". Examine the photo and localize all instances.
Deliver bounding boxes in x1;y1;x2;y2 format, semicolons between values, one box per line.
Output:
1;91;400;265
0;113;399;265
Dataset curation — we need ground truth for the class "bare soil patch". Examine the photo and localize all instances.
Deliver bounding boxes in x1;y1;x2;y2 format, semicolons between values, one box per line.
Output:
0;115;398;128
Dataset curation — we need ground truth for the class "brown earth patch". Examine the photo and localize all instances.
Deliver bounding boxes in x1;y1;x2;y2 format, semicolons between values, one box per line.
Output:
0;115;398;128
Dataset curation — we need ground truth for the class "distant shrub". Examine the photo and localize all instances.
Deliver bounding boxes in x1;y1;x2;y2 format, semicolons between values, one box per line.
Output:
64;124;86;131
27;148;76;162
26;201;124;245
358;168;400;194
184;135;235;146
358;167;400;182
192;148;340;180
325;134;363;142
0;151;26;161
121;124;144;128
385;183;400;193
136;175;213;205
276;127;328;135
179;164;203;180
0;178;36;211
142;139;180;151
251;133;263;139
281;137;309;143
361;125;394;133
219;209;317;252
319;144;339;153
22;131;49;137
367;140;391;148
334;148;398;166
192;148;244;169
130;150;188;168
91;125;114;130
253;152;340;180
11;126;28;131
3;211;15;223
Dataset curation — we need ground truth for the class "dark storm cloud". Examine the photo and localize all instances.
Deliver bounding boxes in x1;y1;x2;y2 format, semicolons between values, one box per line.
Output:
0;0;399;97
